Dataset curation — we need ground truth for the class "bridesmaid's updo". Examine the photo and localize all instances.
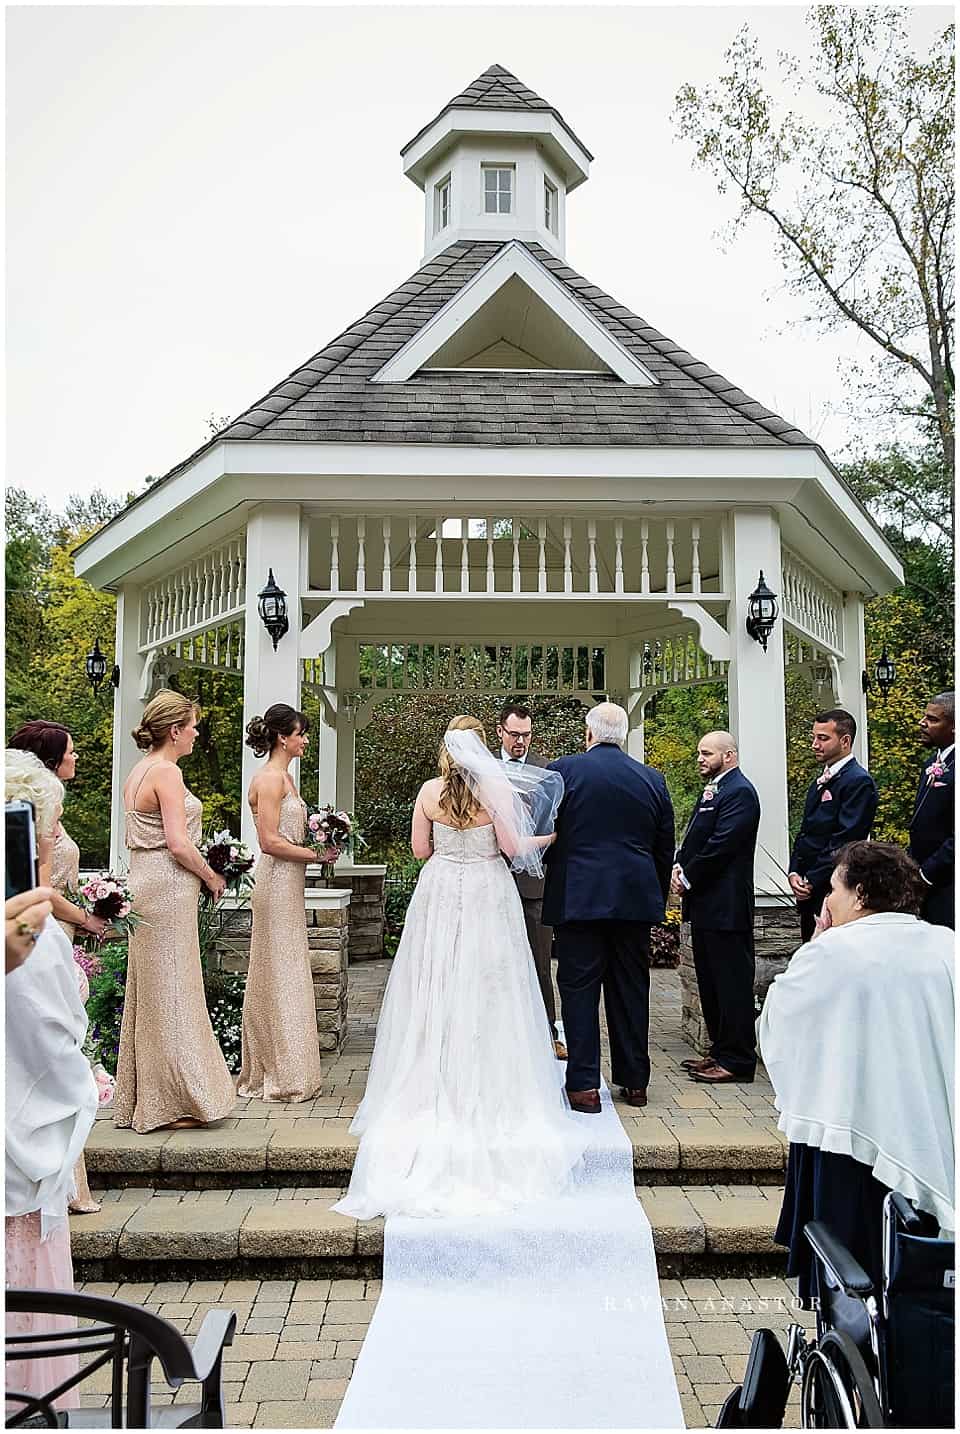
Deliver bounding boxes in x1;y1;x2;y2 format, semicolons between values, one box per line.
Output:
133;690;200;750
245;704;310;758
8;719;71;772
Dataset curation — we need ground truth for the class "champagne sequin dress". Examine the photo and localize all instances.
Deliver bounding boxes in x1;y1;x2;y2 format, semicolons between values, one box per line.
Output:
238;790;323;1102
114;776;236;1133
50;824;81;942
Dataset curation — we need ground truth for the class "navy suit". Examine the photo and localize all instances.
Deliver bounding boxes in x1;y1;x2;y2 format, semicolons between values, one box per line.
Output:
908;748;954;929
544;742;675;1094
789;757;878;943
676;768;761;1078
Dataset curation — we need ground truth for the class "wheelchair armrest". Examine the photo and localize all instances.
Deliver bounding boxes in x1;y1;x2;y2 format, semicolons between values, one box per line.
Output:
804;1221;874;1299
887;1190;924;1234
187;1309;237;1382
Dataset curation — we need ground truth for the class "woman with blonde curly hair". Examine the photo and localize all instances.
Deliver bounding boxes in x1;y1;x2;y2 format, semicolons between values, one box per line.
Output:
335;715;586;1221
114;689;235;1133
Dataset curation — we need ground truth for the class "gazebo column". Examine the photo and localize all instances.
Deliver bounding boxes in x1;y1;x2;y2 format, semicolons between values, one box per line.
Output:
241;504;303;852
837;591;869;767
110;583;147;868
334;636;358;814
724;510;790;893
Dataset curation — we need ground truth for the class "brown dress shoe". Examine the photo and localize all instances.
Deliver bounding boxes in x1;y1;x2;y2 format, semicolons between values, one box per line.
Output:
681;1057;714;1072
567;1088;601;1114
554;1038;568;1061
690;1062;752;1084
618;1088;647;1107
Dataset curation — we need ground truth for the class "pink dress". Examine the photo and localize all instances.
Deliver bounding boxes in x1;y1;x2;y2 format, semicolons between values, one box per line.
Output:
5;1214;79;1414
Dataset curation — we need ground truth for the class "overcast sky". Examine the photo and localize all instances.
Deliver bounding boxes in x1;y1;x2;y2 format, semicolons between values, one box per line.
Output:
7;2;950;509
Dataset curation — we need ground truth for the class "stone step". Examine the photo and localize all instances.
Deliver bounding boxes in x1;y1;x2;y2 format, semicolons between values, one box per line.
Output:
85;1115;788;1189
72;1184;788;1283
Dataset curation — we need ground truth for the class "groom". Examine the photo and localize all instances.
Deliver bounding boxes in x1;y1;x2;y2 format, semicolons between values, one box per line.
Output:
543;703;675;1113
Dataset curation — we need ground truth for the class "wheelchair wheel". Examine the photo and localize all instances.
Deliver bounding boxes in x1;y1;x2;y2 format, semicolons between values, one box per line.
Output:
800;1330;884;1428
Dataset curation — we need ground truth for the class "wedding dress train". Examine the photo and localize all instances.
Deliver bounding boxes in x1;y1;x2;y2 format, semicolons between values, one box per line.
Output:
333;820;683;1428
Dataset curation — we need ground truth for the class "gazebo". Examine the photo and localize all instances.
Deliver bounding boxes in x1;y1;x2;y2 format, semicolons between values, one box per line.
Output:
75;63;903;909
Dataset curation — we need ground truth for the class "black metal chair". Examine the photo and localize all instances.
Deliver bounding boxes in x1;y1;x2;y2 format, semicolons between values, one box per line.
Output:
5;1289;236;1428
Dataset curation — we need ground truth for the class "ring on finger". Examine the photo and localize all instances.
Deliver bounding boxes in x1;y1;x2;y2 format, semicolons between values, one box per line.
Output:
14;918;39;942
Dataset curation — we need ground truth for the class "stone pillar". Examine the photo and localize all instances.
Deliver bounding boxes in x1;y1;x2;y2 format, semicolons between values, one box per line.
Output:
110;584;147;869
333;864;387;960
306;888;350;1054
837;591;869;768
680;902;802;1053
241;504;303;852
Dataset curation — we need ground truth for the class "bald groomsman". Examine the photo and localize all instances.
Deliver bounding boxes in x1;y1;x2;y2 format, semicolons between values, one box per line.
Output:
672;732;761;1084
909;691;955;930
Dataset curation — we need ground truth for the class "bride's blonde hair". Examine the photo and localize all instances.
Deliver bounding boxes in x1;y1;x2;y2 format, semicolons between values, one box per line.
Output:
437;715;487;828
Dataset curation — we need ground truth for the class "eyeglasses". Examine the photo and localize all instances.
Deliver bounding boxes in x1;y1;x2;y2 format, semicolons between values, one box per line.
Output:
500;728;532;740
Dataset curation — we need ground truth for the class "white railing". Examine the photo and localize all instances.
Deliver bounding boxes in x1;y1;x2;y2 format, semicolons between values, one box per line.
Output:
151;621;245;676
141;536;246;649
781;549;843;655
637;634;728;690
304;641;608;697
307;514;724;599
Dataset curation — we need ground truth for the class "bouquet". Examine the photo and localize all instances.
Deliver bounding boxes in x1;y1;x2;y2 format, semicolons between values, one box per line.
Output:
75;873;139;938
200;830;256;897
305;805;363;872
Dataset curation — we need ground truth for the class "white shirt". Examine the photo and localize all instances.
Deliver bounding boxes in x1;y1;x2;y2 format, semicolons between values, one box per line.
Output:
501;749;527;765
822;752;856;780
938;744;955;763
675;766;737;888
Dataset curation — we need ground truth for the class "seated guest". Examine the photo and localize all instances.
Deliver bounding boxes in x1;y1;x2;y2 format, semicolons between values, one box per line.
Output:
5;750;99;1412
788;709;878;943
908;691;954;929
760;841;954;1306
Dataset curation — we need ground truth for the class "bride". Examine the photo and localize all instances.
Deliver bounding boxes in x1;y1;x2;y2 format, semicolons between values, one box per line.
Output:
334;715;588;1220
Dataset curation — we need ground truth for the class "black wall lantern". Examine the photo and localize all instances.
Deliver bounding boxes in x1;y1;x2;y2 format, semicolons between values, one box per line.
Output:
85;638;120;697
874;646;897;703
258;569;289;650
745;570;779;652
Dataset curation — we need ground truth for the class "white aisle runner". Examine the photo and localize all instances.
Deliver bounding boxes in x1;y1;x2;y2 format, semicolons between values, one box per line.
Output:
335;1081;684;1429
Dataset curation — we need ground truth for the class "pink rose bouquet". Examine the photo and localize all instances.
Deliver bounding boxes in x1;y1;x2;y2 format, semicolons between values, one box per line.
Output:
76;873;139;938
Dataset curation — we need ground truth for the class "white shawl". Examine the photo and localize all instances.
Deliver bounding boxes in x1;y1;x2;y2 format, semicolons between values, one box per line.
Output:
5;916;99;1238
758;912;955;1232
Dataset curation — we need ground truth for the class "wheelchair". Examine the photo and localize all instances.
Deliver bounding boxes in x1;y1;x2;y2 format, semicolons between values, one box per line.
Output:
717;1191;955;1428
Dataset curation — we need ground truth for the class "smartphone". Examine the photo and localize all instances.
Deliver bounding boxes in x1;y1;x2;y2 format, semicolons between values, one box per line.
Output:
6;800;39;899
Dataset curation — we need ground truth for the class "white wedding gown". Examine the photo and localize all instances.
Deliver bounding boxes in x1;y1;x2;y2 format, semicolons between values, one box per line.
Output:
334;821;588;1219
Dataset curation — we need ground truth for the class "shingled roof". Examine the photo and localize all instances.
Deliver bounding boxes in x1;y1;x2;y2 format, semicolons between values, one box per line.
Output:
401;64;593;163
163;239;811;483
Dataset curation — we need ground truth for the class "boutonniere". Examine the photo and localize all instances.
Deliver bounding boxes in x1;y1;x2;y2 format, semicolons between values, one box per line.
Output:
815;769;832;788
701;785;716;803
820;789;833;803
926;761;947;786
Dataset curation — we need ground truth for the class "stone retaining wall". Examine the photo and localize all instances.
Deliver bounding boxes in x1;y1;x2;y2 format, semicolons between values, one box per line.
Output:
320;865;387;961
680;902;802;1053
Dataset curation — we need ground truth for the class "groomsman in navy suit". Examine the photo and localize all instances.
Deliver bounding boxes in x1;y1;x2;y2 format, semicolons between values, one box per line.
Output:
908;692;954;930
671;733;761;1084
788;709;878;943
544;703;675;1113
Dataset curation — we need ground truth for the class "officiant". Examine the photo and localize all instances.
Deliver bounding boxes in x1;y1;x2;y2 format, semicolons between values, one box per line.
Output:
497;703;565;1060
671;732;760;1084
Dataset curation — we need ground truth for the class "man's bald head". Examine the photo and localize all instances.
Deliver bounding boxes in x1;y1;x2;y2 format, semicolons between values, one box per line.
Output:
696;731;740;781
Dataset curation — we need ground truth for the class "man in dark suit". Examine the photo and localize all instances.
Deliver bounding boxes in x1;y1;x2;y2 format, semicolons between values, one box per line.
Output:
671;732;761;1084
543;702;675;1113
788;709;878;943
908;691;954;930
496;701;565;1059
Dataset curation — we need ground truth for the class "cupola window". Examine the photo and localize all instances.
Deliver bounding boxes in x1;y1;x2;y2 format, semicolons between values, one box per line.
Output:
434;175;451;233
544;178;558;234
482;165;513;214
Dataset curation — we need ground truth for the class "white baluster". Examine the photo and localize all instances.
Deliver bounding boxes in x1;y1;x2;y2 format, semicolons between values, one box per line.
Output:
640;520;650;594
382;517;392;593
434;516;444;593
460;518;469;594
537;519;547;593
614;520;624;594
408;516;417;593
666;521;676;594
356;516;366;593
691;521;701;594
587;519;598;594
563;519;573;594
511;519;520;594
329;517;340;593
486;517;495;594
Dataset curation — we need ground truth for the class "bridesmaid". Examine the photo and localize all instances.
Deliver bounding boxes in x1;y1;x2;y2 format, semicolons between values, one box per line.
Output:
7;722;110;945
239;704;325;1103
114;690;236;1133
8;721;107;1215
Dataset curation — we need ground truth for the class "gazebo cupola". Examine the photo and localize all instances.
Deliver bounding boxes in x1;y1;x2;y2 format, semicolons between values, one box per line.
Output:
402;63;592;264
